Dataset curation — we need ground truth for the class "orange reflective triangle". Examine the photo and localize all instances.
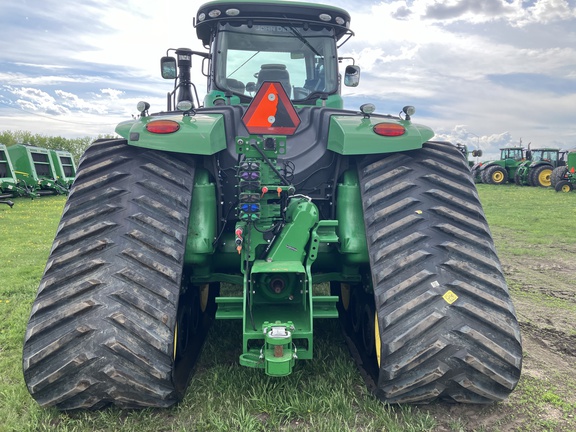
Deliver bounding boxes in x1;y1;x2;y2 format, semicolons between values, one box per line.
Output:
242;81;300;135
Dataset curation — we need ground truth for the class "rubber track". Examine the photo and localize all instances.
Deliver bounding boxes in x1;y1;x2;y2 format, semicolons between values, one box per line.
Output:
357;141;522;404
22;139;196;409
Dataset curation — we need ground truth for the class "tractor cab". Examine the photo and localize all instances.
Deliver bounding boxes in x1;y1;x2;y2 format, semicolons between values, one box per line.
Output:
501;147;525;162
527;148;565;167
161;1;359;110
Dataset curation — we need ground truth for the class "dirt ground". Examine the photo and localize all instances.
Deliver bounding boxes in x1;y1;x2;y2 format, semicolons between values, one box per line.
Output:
420;243;576;431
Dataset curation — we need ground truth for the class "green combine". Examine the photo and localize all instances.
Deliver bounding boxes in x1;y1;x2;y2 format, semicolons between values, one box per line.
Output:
22;0;522;410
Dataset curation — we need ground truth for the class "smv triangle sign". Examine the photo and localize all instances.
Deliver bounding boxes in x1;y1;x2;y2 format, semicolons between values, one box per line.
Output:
242;82;301;135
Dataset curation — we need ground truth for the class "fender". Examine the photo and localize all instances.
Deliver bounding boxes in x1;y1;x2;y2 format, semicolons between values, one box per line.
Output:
116;112;227;155
478;161;500;172
529;160;553;169
327;115;434;155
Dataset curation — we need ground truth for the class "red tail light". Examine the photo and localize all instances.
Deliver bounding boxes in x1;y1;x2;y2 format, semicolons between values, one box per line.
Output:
373;123;406;137
146;120;180;134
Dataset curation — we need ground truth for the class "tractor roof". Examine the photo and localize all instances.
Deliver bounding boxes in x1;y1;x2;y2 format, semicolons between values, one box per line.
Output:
195;0;352;46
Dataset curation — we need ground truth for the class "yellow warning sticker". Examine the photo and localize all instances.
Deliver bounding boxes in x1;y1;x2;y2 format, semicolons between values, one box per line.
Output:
443;290;458;304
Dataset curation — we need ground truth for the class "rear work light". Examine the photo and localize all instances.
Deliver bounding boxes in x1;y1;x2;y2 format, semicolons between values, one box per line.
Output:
146;120;180;134
373;123;406;137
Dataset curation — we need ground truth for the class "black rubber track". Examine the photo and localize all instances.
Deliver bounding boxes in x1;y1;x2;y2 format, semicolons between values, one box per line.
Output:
22;139;199;410
355;141;522;404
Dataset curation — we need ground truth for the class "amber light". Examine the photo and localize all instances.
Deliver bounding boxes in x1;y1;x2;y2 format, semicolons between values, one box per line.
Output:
146;120;180;134
373;123;406;137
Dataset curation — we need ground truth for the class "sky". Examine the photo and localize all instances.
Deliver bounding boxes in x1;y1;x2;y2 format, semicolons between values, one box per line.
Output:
1;0;575;159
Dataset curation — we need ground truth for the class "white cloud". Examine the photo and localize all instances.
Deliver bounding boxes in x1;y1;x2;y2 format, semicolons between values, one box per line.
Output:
1;0;575;150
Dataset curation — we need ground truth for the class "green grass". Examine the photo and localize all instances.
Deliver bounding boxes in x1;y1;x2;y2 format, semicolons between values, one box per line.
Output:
475;184;576;256
1;186;576;431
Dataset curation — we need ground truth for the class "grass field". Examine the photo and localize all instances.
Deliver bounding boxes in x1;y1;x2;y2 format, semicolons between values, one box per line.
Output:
1;185;575;432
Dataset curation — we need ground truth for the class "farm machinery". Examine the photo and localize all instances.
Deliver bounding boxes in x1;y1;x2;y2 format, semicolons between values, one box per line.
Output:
1;143;38;200
471;146;527;184
456;143;482;167
49;149;77;189
514;148;566;187
551;149;576;192
6;144;69;196
22;0;522;410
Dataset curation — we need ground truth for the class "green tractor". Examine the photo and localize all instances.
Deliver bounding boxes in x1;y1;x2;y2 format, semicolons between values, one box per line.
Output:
551;149;576;192
471;146;526;184
6;144;69;196
22;0;522;410
514;148;566;187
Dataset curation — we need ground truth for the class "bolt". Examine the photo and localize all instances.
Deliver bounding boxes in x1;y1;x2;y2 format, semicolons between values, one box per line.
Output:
238;139;244;145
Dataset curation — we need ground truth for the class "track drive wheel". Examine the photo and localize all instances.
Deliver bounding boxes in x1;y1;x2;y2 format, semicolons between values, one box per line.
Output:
22;139;213;410
555;180;573;193
346;141;522;404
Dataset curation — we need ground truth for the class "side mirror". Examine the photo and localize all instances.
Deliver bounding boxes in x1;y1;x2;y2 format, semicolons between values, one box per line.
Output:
344;65;360;87
246;82;256;93
161;56;177;79
472;150;483;157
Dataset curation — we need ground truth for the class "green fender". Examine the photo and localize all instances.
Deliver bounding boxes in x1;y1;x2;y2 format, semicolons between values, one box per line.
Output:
327;115;434;155
115;113;227;155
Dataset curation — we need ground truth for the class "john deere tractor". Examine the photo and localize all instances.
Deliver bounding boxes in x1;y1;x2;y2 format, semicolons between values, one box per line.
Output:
22;0;522;410
551;149;576;192
471;146;526;184
514;148;566;187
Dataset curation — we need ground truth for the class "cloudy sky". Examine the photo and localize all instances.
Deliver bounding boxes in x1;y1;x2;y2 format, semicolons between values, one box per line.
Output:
1;0;575;159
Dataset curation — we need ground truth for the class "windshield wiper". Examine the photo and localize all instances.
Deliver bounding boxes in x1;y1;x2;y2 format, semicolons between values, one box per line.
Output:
285;25;322;57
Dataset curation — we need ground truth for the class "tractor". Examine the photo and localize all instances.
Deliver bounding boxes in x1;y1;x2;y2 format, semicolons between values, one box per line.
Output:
471;146;526;184
22;0;522;410
551;149;576;192
514;148;566;187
